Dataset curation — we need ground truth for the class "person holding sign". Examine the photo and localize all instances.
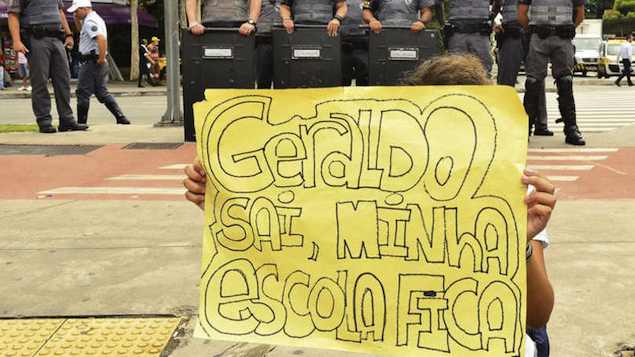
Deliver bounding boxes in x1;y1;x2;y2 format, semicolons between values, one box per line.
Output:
361;0;434;33
279;0;348;37
184;55;555;342
185;0;262;36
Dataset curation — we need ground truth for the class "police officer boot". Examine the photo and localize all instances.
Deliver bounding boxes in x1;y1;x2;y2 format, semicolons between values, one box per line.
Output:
77;103;89;125
523;77;542;137
555;75;585;146
104;99;130;125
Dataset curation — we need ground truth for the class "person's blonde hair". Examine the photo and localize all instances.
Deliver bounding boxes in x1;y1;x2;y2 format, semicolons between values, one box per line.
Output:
403;54;491;86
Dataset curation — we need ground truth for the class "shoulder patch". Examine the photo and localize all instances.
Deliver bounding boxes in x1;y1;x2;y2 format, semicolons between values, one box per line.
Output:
91;25;98;32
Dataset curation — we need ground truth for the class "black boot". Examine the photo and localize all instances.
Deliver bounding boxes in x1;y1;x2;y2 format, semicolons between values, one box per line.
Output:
104;98;130;125
556;75;585;146
523;77;542;137
77;102;89;125
58;121;89;132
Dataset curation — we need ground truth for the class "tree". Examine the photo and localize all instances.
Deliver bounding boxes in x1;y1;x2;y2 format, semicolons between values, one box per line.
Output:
130;0;139;80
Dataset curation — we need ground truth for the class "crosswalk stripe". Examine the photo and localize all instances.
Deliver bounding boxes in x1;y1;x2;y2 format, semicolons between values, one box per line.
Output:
527;155;607;161
527;165;594;171
160;164;189;170
106;175;185;181
546;176;579;182
40;187;186;195
528;148;618;153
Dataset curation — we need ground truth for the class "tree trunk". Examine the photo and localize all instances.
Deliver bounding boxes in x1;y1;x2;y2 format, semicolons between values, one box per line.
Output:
130;0;140;81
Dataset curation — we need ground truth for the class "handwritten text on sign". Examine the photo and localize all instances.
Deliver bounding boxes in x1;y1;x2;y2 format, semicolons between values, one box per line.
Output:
194;87;528;357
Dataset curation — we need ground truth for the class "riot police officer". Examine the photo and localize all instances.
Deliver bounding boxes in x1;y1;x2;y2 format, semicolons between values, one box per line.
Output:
68;0;129;125
342;0;369;86
494;0;552;135
256;0;280;89
445;0;497;74
279;0;348;36
7;0;87;133
519;0;585;145
362;0;434;33
185;0;262;36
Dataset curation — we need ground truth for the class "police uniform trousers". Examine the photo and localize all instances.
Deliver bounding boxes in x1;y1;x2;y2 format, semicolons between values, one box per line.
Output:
28;35;74;127
256;35;274;89
76;59;124;123
448;33;493;74
342;35;369;86
497;32;549;131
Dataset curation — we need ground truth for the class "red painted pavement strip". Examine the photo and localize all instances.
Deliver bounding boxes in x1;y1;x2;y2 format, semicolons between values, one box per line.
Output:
547;147;635;200
0;145;634;201
0;144;196;201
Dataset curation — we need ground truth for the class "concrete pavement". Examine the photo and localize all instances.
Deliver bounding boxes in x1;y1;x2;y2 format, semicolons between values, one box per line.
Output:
0;85;634;357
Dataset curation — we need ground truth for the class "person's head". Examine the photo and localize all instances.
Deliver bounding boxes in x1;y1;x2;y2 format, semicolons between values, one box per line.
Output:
627;34;633;42
403;54;491;86
151;36;160;45
67;0;93;19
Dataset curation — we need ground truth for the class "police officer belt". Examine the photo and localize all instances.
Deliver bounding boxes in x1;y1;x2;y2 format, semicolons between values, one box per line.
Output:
446;21;491;35
80;54;99;63
530;25;575;39
24;25;64;40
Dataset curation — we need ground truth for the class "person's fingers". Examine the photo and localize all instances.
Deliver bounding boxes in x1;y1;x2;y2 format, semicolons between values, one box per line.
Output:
522;169;555;195
524;191;557;209
527;204;552;220
185;191;205;206
184;165;205;184
183;177;206;194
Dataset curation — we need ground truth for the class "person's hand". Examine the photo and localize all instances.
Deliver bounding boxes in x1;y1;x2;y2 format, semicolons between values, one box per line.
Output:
523;169;557;240
283;18;295;33
493;23;504;33
239;22;256;36
369;19;382;33
13;40;29;54
184;158;207;210
189;22;205;35
411;20;425;32
97;57;106;65
64;35;74;49
327;18;341;37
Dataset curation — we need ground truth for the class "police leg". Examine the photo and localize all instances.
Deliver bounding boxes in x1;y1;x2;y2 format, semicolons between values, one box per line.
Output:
49;37;79;128
523;34;549;136
496;34;522;86
76;60;95;125
95;63;130;124
352;40;369;86
447;32;469;55
469;34;493;75
28;36;54;131
341;39;354;86
256;36;274;89
551;37;585;145
533;81;553;135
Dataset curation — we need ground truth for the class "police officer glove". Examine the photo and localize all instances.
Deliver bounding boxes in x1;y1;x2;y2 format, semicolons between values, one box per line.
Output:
327;18;341;37
239;22;256;36
411;20;426;32
65;35;74;50
283;18;295;33
189;21;206;35
369;19;382;34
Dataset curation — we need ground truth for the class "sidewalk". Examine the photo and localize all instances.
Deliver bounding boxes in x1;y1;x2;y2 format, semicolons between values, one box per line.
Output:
0;81;167;100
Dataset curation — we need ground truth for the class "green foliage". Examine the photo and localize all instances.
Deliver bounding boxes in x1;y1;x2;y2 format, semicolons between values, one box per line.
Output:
604;9;623;19
627;10;635;17
615;0;635;14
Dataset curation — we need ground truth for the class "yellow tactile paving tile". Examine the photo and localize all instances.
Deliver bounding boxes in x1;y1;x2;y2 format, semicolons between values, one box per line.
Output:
0;317;181;357
0;319;65;357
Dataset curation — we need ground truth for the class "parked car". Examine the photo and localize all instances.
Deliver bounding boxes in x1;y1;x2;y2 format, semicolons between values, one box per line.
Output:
598;39;634;77
573;36;602;76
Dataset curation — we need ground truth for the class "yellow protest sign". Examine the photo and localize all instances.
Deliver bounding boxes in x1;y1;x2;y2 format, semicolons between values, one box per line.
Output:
193;86;528;357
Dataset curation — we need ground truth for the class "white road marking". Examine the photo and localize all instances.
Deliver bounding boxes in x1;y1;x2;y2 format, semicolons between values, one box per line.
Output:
527;165;594;171
527;155;608;161
160;164;189;170
106;175;185;181
528;148;618;153
40;187;186;195
546;176;579;182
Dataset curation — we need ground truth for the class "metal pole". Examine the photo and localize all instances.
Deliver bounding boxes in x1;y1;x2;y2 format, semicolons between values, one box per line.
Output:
155;0;183;127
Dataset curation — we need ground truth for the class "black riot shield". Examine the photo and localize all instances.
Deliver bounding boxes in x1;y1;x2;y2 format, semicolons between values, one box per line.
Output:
273;25;342;88
368;27;442;85
182;28;256;142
